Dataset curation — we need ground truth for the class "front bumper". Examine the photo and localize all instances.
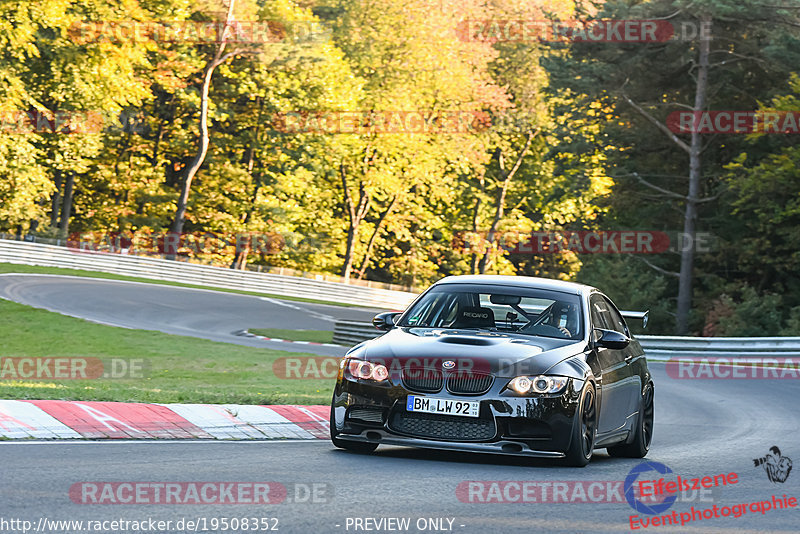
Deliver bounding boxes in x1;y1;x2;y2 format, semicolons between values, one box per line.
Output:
332;373;584;458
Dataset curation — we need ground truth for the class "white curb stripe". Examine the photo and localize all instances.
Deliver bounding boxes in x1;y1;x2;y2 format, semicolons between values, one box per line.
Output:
0;400;82;439
162;404;315;440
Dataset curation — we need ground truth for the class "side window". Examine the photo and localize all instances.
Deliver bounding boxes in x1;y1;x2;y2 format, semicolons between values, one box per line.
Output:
602;296;629;336
589;295;610;330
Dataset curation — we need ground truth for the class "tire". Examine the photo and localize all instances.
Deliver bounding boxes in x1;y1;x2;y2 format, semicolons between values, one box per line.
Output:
329;397;379;453
564;382;597;467
607;383;654;458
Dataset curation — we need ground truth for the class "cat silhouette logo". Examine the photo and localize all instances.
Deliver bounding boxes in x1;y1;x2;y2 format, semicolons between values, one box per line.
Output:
753;446;792;483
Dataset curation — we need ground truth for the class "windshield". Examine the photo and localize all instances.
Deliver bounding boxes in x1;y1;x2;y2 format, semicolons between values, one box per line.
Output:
399;284;583;340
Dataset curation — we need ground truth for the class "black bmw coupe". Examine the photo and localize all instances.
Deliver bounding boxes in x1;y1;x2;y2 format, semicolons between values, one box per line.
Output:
330;275;654;466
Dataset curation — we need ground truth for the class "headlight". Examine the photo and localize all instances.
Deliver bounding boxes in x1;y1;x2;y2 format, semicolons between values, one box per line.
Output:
508;375;568;395
346;358;389;382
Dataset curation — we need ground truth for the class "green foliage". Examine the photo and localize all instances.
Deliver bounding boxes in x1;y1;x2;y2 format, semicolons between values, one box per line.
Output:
2;0;799;336
575;255;672;335
702;287;785;337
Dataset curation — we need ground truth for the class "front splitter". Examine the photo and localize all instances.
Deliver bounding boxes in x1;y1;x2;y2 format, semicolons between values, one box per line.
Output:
336;430;566;458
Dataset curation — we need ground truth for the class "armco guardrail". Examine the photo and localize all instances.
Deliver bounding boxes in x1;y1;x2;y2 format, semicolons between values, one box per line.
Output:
637;336;800;360
331;321;800;358
7;236;799;355
0;239;416;309
332;320;382;346
0;232;419;293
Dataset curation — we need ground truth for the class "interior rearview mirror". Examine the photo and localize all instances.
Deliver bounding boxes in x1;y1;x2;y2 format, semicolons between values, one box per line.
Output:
490;294;522;305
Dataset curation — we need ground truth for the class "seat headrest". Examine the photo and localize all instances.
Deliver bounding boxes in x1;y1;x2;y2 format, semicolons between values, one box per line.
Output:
453;306;495;328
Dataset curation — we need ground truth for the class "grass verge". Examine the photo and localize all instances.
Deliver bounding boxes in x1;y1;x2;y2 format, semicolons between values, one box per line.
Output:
0;297;333;405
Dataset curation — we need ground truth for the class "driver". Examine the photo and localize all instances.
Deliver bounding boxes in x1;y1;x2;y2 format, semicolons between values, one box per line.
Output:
521;300;578;337
548;301;578;337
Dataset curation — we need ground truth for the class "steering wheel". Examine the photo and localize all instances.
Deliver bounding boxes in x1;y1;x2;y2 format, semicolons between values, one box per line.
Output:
523;323;569;338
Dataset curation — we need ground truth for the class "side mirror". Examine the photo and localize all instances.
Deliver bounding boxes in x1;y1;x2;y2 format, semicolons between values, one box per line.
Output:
593;328;630;350
373;312;401;331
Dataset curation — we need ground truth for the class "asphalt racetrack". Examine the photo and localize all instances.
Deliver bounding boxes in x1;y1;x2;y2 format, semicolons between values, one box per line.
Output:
0;274;380;356
1;274;799;533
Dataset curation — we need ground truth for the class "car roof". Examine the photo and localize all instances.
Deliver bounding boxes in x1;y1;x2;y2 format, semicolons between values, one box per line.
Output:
433;275;596;297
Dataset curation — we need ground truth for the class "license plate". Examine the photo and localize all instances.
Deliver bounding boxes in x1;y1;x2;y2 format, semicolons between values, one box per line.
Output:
406;396;480;418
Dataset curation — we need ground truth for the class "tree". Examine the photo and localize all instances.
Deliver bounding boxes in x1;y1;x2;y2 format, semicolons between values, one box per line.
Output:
558;0;799;333
169;0;244;243
327;0;505;281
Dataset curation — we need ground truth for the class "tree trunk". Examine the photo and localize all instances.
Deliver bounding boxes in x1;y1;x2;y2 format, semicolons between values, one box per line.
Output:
478;129;537;273
168;66;214;242
230;98;263;270
168;0;238;258
151;118;165;167
356;195;398;279
340;165;370;281
230;176;261;269
676;15;710;335
58;172;75;238
50;169;62;228
469;198;481;275
231;240;251;270
230;175;261;270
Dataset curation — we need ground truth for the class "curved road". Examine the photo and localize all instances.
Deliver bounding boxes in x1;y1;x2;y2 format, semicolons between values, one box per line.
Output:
0;273;380;356
2;368;799;533
0;273;798;532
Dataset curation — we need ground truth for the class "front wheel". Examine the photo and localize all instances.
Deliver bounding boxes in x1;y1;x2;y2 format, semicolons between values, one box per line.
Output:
564;382;596;467
329;397;379;453
608;383;654;458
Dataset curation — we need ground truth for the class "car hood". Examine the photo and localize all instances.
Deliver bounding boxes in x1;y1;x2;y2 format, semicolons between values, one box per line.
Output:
357;327;588;378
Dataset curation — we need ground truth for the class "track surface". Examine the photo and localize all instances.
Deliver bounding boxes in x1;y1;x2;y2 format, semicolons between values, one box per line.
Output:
1;273;799;532
0;274;379;356
2;367;799;534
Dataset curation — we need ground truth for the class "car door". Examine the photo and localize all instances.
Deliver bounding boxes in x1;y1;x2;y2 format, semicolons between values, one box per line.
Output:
589;294;629;434
600;296;643;423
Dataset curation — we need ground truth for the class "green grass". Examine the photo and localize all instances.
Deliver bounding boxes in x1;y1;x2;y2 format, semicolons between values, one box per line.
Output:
0;298;334;405
0;262;356;308
249;328;334;344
